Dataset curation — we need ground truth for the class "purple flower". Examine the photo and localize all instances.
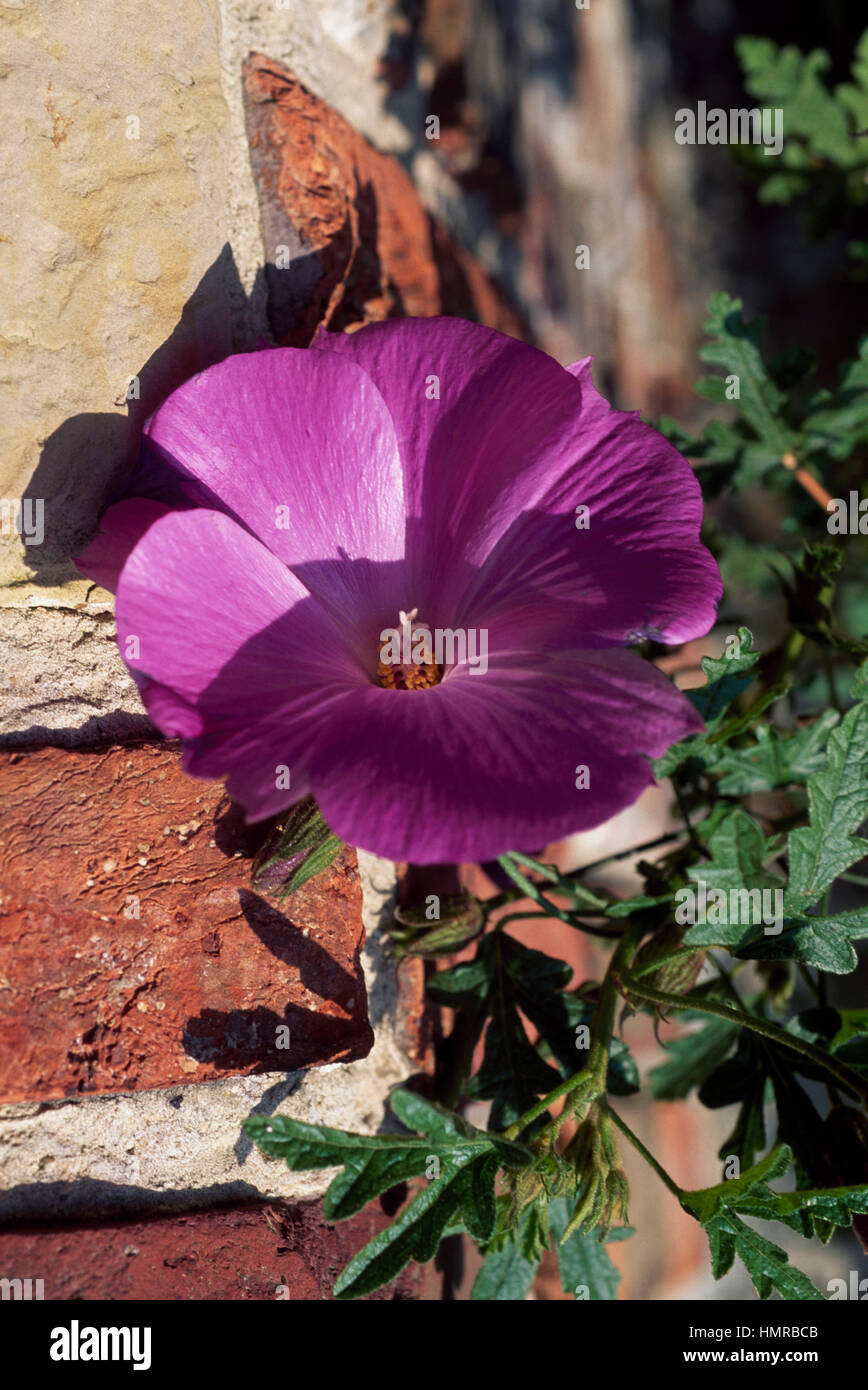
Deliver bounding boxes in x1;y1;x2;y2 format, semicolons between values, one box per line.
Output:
76;317;721;864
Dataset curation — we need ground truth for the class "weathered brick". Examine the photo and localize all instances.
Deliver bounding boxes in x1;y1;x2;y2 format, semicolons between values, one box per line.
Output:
0;743;372;1102
242;53;523;345
0;1198;423;1300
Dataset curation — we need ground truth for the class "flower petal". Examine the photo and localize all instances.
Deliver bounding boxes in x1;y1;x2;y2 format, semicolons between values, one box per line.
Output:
141;348;409;630
315;319;720;642
114;506;366;819
309;648;702;863
75;498;173;594
312;317;600;615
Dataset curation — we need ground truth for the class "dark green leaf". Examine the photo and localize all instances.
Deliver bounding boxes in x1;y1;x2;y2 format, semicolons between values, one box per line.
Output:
333;1156;476;1299
650;1013;740;1100
548;1196;623;1300
653;628;762;777
741;905;868;974
682;1145;825;1299
251;796;343;898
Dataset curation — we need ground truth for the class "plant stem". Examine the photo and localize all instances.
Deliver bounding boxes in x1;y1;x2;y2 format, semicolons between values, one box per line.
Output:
494;857;623;939
781;451;833;513
602;1102;684;1200
485;833;687;913
565;831;685;879
491;910;555;932
502;922;645;1139
620;972;866;1101
797;963;821;1003
673;779;701;852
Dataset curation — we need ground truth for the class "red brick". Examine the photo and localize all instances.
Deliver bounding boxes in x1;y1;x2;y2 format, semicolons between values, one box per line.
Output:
242;53;524;345
0;1199;423;1301
0;743;372;1102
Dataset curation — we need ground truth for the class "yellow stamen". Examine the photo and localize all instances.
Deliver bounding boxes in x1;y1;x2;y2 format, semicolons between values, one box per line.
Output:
377;611;442;691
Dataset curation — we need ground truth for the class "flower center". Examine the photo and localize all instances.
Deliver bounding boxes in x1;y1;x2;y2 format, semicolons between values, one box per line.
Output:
377;608;442;690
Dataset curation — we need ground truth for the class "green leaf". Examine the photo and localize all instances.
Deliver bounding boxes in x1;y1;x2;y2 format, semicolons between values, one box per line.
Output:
468;936;562;1130
682;810;784;949
736;1180;868;1238
784;666;868;913
251;796;343;898
777;543;868;657
246;1092;529;1225
425;955;491;1007
709;712;838;795
682;1145;825;1299
683;1143;793;1225
719;1080;768;1173
653;628;761;776
246;1091;537;1298
740;905;868;974
803;339;868;461
606;891;673;918
470;1236;539;1301
736;31;868;228
698;294;796;464
686;628;762;728
332;1154;480;1299
387;1089;469;1143
702;1211;824;1299
471;1200;555;1301
459;1153;501;1243
548;1197;623;1300
650;1013;740;1100
245;1113;463;1223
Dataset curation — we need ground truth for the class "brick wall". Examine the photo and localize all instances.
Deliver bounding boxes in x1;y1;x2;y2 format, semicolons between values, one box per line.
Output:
0;10;521;1300
1;1;734;1301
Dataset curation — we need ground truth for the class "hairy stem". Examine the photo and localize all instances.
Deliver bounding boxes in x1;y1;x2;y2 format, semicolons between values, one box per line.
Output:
620;972;866;1101
495;856;623;939
602;1102;684;1200
502;922;645;1140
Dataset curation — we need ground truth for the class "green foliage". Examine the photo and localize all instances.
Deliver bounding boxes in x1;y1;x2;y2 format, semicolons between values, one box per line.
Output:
246;1091;532;1299
660;293;868;517
783;664;868;912
708;712;837;794
683;1145;868;1297
547;1196;624;1300
736;31;868;233
243;26;868;1301
652;626;764;777
650;1013;740;1101
682;1149;825;1299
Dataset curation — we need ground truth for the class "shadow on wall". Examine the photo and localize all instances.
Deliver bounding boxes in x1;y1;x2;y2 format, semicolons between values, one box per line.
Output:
20;244;273;585
19;204;438;588
0;1176;267;1223
21;214;511;587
